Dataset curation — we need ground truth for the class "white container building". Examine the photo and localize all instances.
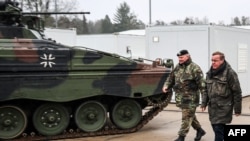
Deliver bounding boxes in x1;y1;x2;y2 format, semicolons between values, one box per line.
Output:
146;25;250;96
76;30;146;59
43;25;250;96
44;28;77;46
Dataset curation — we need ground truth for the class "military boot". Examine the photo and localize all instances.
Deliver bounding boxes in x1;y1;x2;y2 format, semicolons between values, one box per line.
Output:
194;128;206;141
174;135;185;141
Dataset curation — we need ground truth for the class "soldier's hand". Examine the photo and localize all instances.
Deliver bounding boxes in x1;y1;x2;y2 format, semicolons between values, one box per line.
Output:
235;113;241;117
201;106;206;112
162;86;168;93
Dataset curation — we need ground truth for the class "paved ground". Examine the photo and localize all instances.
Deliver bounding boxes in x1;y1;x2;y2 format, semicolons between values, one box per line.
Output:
61;96;250;141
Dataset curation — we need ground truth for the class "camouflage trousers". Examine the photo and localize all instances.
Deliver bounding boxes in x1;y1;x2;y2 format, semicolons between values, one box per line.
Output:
178;107;201;136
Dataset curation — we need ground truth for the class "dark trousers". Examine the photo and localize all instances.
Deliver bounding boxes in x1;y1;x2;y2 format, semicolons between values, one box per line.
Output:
212;124;225;141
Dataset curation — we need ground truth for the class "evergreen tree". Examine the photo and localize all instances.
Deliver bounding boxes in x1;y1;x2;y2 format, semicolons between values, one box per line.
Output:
101;15;113;33
57;16;70;28
233;17;241;25
93;20;102;33
113;2;141;32
71;17;84;34
241;16;248;25
82;15;89;34
184;17;194;24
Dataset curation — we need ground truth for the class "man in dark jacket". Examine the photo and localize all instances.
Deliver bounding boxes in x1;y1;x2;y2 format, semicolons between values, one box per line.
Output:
201;51;242;141
162;49;206;141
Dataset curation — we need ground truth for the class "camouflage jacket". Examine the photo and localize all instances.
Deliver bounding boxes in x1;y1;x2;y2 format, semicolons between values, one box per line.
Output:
201;61;242;124
164;58;206;108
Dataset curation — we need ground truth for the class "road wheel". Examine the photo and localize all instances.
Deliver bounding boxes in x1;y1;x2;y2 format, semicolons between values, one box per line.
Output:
0;106;27;139
75;101;107;132
33;103;69;136
111;99;142;129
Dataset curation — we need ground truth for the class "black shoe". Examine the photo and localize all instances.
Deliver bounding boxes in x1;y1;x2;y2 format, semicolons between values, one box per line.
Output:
194;128;206;141
174;135;185;141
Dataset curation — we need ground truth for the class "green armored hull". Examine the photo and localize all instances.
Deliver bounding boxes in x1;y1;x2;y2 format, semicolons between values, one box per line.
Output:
0;0;173;140
0;39;169;101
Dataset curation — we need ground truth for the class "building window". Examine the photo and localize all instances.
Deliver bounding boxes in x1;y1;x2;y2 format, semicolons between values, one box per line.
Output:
152;36;159;42
238;44;248;72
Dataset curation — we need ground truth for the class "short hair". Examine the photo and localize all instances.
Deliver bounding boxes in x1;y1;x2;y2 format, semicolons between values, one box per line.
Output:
212;51;225;60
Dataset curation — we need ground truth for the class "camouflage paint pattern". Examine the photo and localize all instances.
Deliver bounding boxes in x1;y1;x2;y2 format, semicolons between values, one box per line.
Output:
0;39;170;101
202;62;242;124
164;59;206;108
178;108;201;136
0;1;173;139
0;1;170;102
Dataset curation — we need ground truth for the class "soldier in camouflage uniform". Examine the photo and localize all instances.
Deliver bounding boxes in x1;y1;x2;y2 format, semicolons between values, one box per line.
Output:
201;51;242;141
162;50;206;141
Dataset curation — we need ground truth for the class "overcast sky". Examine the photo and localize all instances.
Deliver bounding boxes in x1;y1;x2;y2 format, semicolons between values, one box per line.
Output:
77;0;249;25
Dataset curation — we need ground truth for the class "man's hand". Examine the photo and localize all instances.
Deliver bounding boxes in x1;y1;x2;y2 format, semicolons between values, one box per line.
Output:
201;106;206;112
235;113;241;117
162;86;168;93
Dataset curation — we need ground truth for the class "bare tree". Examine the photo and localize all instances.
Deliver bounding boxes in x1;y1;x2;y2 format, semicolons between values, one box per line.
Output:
18;0;78;28
19;0;77;12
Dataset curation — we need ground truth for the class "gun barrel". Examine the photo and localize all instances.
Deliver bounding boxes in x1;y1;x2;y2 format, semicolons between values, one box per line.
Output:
22;12;90;15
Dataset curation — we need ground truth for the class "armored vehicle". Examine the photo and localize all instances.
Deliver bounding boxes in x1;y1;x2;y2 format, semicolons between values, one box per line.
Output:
0;0;173;140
